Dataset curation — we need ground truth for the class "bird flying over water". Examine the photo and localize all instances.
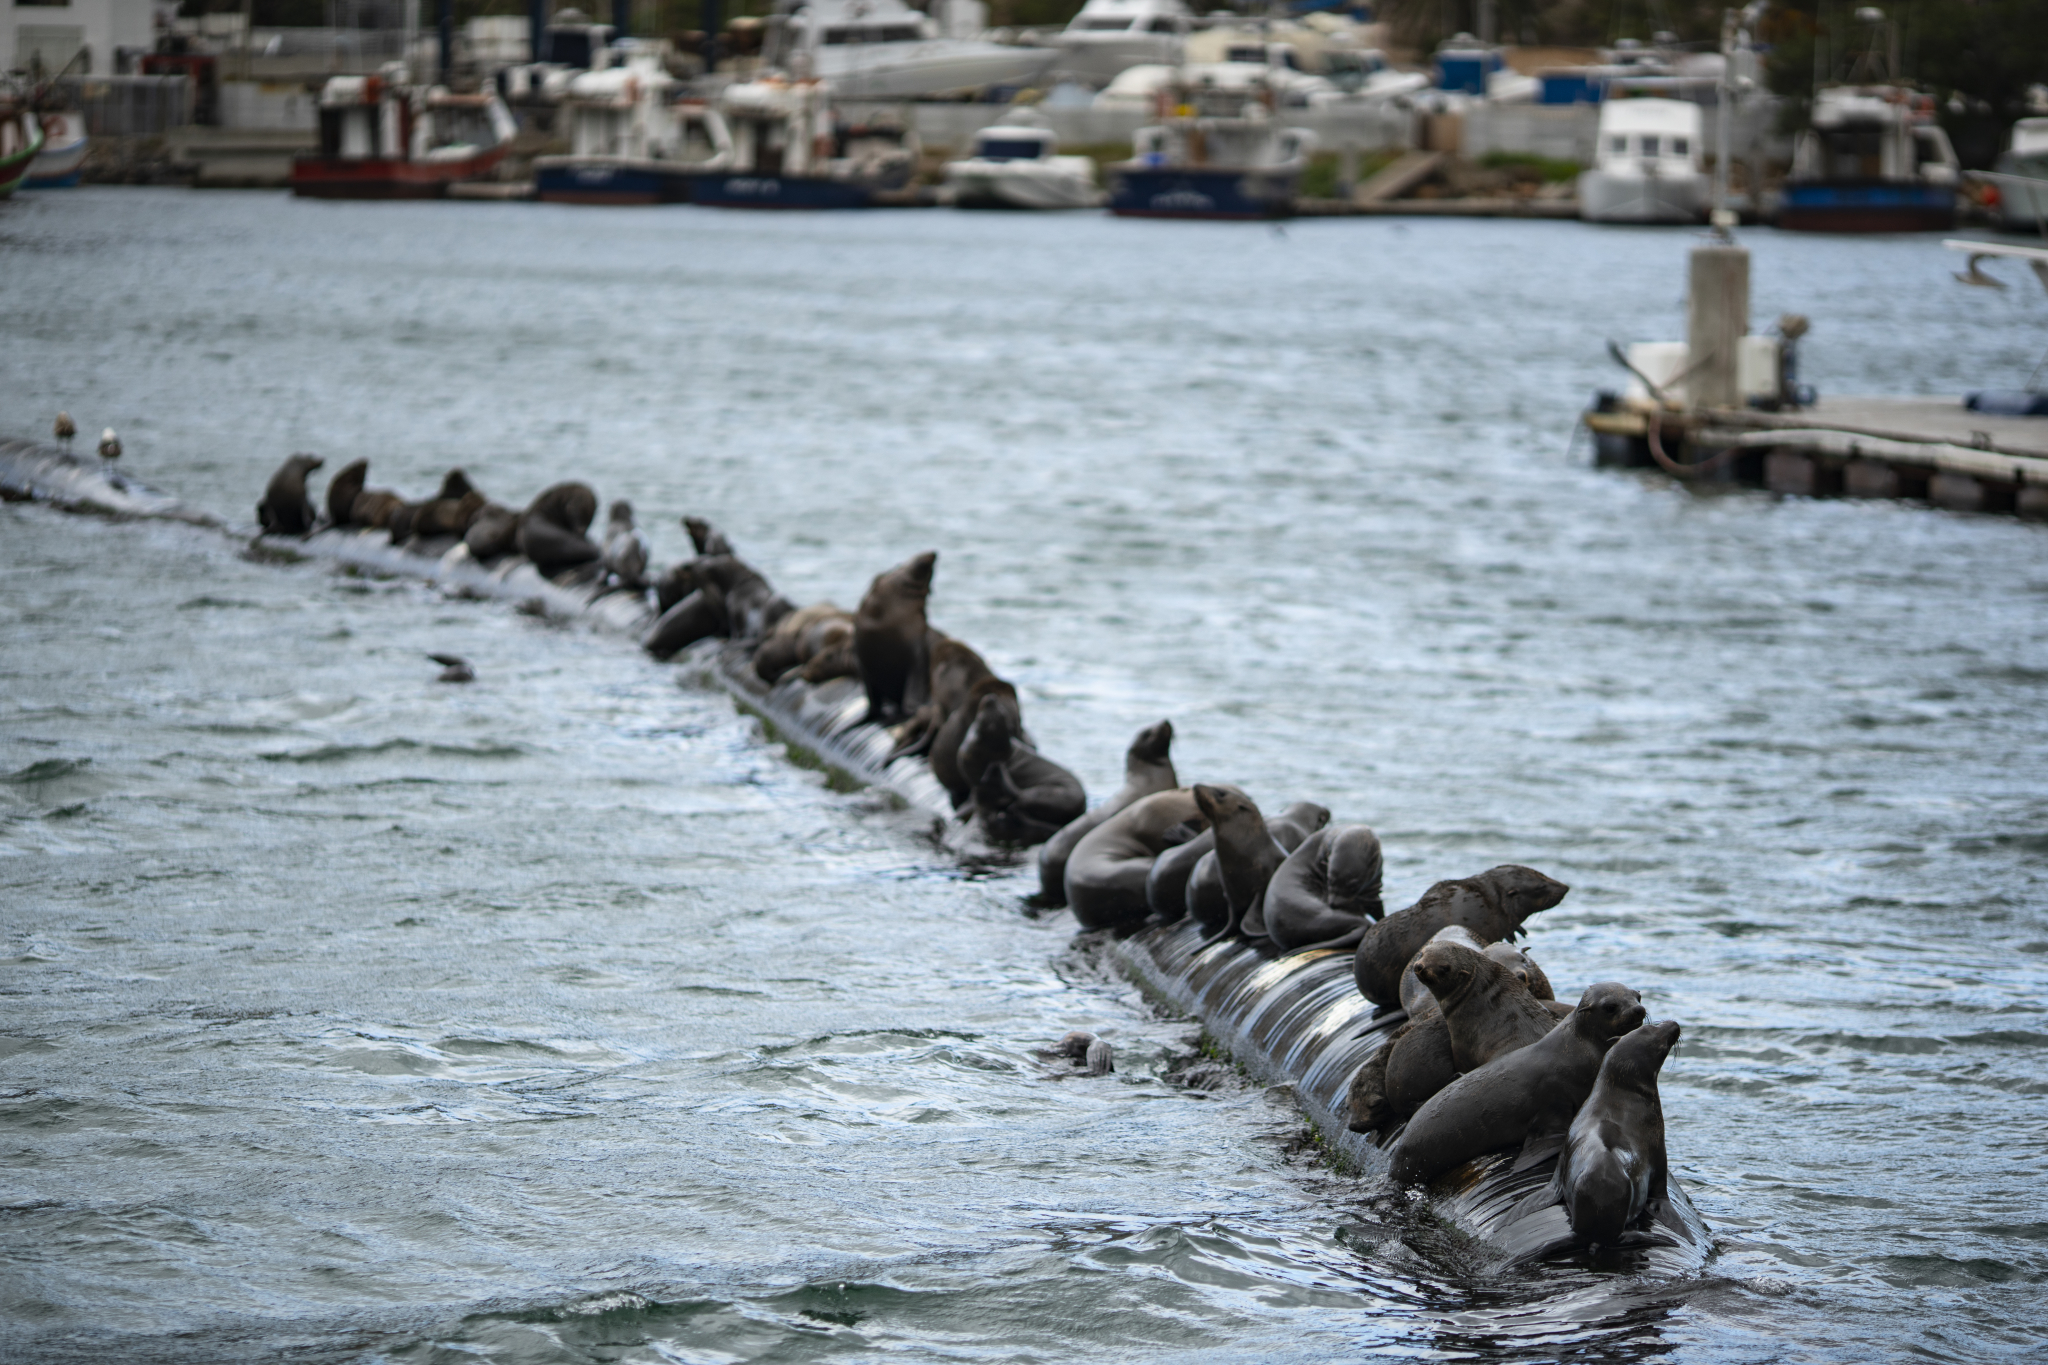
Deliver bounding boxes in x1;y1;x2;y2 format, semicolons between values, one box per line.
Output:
428;653;474;683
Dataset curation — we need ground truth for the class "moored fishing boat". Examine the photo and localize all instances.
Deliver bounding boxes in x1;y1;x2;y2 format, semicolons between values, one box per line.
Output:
1779;84;1959;232
0;101;48;198
1106;66;1314;219
684;75;917;210
24;106;88;189
291;66;518;200
534;51;733;204
1577;97;1707;225
942;111;1103;209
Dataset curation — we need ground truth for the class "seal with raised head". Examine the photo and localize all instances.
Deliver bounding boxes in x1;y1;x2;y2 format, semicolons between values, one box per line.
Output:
752;603;855;683
959;693;1086;846
1266;824;1386;954
1192;786;1329;942
601;500;650;590
641;555;786;660
1353;865;1569;1007
1388;981;1646;1187
932;675;1016;807
406;469;486;541
324;459;367;528
1037;719;1176;907
1529;1019;1681;1249
257;453;323;535
683;515;733;557
853;551;936;725
517;481;601;578
1064;788;1206;932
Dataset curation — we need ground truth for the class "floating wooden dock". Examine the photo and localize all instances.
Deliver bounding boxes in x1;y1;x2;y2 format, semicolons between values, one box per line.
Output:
1587;395;2048;516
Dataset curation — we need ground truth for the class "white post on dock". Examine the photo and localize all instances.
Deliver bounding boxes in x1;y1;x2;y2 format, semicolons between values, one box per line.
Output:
1688;244;1749;412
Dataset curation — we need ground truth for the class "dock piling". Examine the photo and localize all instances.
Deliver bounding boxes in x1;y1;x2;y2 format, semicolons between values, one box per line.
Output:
1687;244;1750;411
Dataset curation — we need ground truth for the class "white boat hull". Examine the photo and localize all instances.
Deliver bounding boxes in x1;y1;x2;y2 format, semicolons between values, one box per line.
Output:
25;111;88;188
1577;168;1706;224
944;157;1103;209
817;41;1058;99
1055;33;1182;89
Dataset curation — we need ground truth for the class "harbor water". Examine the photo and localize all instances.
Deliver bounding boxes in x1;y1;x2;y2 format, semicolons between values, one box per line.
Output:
3;189;2045;1362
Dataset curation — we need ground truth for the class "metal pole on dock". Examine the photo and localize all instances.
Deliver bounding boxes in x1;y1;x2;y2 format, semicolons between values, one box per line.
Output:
1713;7;1735;231
437;0;452;83
529;0;548;65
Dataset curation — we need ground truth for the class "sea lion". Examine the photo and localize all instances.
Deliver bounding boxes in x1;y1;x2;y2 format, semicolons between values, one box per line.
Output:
800;637;859;684
1192;786;1330;943
959;693;1086;846
1395;928;1553;1014
1527;1019;1680;1250
1184;843;1229;934
1489;941;1555;1003
752;603;855;684
641;555;786;659
1145;824;1212;924
1064;788;1206;932
1037;720;1176;907
324;459;367;527
1388;982;1646;1187
601;500;650;590
257;453;323;535
683;515;732;557
406;470;485;540
932;675;1017;807
351;488;407;531
517;481;601;577
1353;866;1569;1008
1266;825;1387;954
464;502;522;559
899;637;999;785
1410;938;1559;1074
853;551;936;725
643;578;726;659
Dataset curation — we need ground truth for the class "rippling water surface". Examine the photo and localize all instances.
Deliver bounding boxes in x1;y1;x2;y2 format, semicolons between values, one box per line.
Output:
3;189;2046;1362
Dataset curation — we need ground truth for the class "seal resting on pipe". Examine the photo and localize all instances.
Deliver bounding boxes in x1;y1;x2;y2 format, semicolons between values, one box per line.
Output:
885;635;990;762
1037;719;1176;907
1145;823;1212;926
642;555;788;659
516;481;601;577
1266;824;1386;954
324;458;368;528
752;603;855;684
853;551;936;725
257;453;323;536
401;469;486;543
1520;1019;1680;1252
957;691;1086;846
683;515;732;557
601;500;650;590
1353;866;1569;1008
1388;981;1645;1187
1065;788;1206;932
1186;788;1328;941
464;501;522;559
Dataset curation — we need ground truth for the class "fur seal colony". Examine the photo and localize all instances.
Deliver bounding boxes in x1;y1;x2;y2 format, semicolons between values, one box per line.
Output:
0;436;1711;1273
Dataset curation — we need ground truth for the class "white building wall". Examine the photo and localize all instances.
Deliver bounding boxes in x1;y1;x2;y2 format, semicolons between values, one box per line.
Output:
6;0;152;76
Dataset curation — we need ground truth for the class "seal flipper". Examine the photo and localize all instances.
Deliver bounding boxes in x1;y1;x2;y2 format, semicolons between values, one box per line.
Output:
1513;1130;1568;1173
1277;924;1368;958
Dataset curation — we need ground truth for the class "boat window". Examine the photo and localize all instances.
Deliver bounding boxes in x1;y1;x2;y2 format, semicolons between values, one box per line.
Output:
823;24;923;43
1145;16;1177;32
975;137;1047;160
1227;45;1263;62
1609;135;1626;154
1671;136;1688;156
1080;17;1134;29
1640;135;1660;157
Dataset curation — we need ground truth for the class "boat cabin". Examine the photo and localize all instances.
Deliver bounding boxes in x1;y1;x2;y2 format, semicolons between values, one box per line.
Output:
316;74;513;164
968;124;1058;162
1595;97;1703;175
1793;86;1958;186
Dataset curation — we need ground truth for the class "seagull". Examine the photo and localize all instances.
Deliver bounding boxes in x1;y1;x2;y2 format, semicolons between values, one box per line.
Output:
53;412;75;450
428;653;474;684
97;428;121;461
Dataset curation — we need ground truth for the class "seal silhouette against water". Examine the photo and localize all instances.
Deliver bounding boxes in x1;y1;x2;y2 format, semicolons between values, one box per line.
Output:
1037;720;1176;906
1388;981;1645;1187
257;453;323;536
853;551;936;725
1525;1018;1681;1251
1353;865;1569;1007
958;691;1086;845
1265;823;1385;954
517;481;601;578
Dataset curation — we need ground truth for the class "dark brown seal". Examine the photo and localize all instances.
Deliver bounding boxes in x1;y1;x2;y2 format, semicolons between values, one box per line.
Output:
1037;720;1176;907
1064;788;1205;932
1533;1019;1680;1249
641;555;785;660
351;488;407;530
407;469;486;540
960;693;1087;846
1410;939;1558;1074
752;603;855;684
1353;865;1569;1007
1144;823;1212;925
324;459;367;527
517;481;601;577
1192;786;1329;942
885;635;989;764
853;551;936;725
463;502;522;559
1265;824;1385;954
257;453;323;536
1388;981;1646;1187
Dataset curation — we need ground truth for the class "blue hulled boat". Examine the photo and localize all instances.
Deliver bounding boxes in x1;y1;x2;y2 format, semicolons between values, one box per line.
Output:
1107;67;1314;220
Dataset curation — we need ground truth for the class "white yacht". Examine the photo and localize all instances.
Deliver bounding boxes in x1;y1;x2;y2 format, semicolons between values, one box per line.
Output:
534;51;733;203
1991;117;2048;231
1054;0;1191;90
943;111;1102;209
774;0;1058;99
1578;97;1708;224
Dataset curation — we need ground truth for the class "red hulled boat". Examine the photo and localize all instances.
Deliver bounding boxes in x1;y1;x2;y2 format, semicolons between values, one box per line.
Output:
291;66;518;199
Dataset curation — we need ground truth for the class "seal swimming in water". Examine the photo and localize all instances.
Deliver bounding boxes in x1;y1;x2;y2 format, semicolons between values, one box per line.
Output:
1036;720;1176;907
601;500;650;590
1388;981;1646;1187
517;481;601;577
853;551;936;725
958;692;1086;846
1265;824;1386;954
1519;1019;1681;1253
1353;865;1569;1007
257;453;323;536
1064;788;1207;932
752;603;855;684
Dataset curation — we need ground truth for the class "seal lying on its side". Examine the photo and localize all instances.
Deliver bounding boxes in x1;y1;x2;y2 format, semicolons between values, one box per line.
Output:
1036;720;1176;907
1353;865;1569;1007
1388;981;1646;1187
752;603;855;684
257;453;323;535
1065;788;1206;932
854;551;936;725
1522;1019;1681;1251
517;481;601;577
959;693;1087;846
1266;824;1386;954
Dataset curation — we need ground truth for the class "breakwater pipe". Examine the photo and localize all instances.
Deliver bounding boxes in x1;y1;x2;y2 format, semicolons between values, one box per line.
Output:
1;436;1712;1274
